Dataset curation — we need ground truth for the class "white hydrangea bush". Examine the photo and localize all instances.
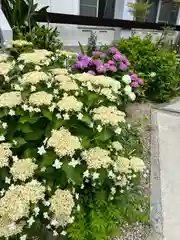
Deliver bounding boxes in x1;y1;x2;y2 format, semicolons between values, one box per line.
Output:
0;47;148;240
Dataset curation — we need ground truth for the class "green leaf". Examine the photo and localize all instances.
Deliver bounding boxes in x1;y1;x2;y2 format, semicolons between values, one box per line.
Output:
19;116;39;124
0;108;9;118
78;41;85;55
16;123;33;133
16;107;24;116
24;148;38;158
81;114;92;125
62;161;84;185
81;137;91;149
24;130;44;140
12;137;26;148
40;151;57;167
42;109;53;120
96;129;113;142
53;119;63;129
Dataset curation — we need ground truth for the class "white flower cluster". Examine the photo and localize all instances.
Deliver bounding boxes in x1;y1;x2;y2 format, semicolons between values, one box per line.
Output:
10;158;38;181
72;74;121;100
51;68;68;76
11;40;33;47
55;75;79;92
93;106;125;126
21;71;49;85
0;62;12;75
114;156;145;174
0;91;22;108
0;180;45;238
0;53;9;63
82;147;113;169
0;143;12;168
18;49;52;65
50;189;75;227
57;95;83;112
47;127;82;157
29;91;53;106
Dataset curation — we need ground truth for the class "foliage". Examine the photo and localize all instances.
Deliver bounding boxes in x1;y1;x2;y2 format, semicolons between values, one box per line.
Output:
14;24;63;52
115;35;179;102
0;43;148;240
2;0;48;34
87;31;97;56
127;0;152;21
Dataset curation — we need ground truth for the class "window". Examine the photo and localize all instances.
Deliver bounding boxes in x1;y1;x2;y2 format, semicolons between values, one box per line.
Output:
80;0;115;18
146;0;179;24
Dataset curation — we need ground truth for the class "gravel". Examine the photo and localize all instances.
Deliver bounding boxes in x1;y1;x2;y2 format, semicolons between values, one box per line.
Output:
114;102;155;240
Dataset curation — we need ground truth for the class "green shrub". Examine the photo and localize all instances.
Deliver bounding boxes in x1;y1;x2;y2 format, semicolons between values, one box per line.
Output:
115;35;179;102
0;45;149;240
14;24;63;52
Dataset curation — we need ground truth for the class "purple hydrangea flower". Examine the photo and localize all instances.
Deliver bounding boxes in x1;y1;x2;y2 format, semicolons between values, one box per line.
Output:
113;54;127;62
92;51;102;56
96;65;106;73
100;53;107;57
119;62;128;71
94;59;103;67
108;60;115;65
124;59;130;66
131;74;139;81
138;79;144;85
77;53;84;61
104;63;110;69
131;81;139;87
109;65;117;72
108;47;119;54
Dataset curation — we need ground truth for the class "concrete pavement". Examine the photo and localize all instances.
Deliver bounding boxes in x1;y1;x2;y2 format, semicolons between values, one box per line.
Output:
150;99;180;240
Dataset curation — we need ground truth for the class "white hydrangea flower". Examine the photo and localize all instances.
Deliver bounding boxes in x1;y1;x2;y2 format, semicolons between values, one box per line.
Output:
52;159;63;169
68;158;80;168
83;147;113;169
27;217;35;227
112;141;123;151
97;125;103;132
2;123;7;129
9;110;15;116
77;113;83;120
47;127;82;157
29;91;53;106
128;92;136;101
92;172;100;180
0;92;22;108
114;157;130;174
57;95;83;112
122;75;131;84
37;146;46;155
130;157;145;172
93;106;125;126
124;85;132;94
0;135;5;141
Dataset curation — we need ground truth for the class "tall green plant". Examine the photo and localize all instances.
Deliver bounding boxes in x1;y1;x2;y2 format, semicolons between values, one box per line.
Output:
2;0;48;33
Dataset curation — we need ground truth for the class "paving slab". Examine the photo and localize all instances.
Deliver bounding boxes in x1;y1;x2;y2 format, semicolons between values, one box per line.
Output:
151;102;180;240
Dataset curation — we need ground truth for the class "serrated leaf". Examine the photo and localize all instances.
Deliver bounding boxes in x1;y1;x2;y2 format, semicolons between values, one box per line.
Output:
96;129;113;142
12;137;26;148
